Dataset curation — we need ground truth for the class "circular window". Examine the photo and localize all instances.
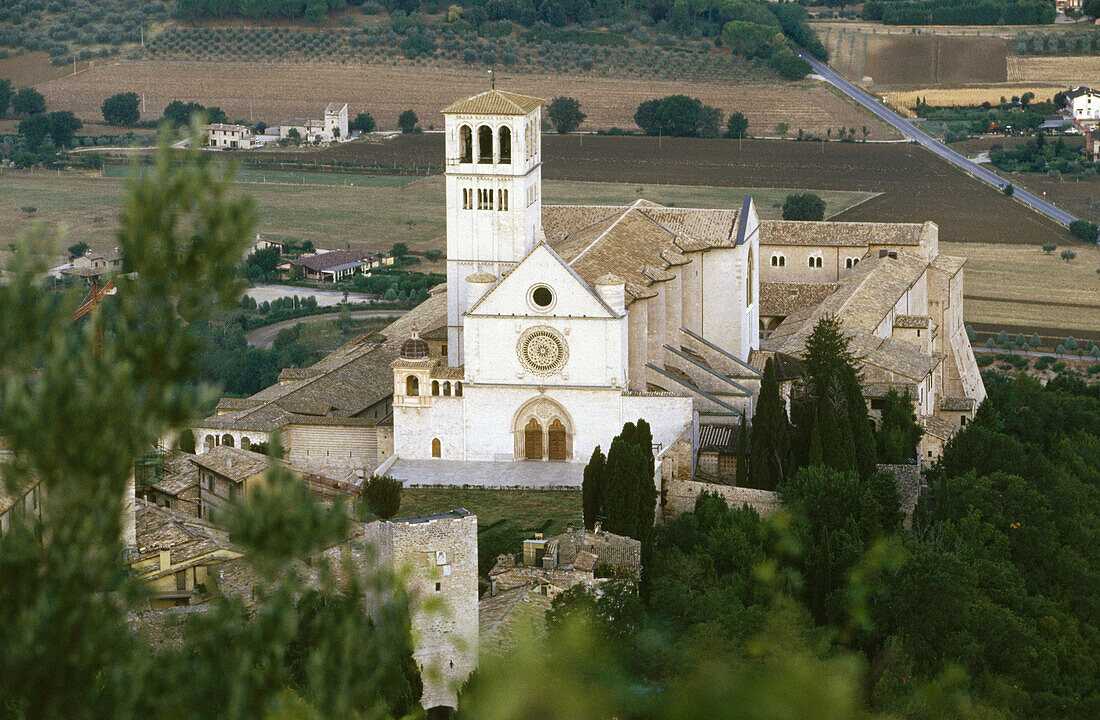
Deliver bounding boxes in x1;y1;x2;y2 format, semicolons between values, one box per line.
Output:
529;285;554;311
517;326;568;376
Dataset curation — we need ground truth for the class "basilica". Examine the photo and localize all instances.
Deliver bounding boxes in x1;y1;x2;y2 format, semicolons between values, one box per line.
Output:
193;89;985;487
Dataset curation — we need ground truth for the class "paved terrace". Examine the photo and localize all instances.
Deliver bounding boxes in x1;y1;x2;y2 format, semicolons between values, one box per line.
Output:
386;459;584;489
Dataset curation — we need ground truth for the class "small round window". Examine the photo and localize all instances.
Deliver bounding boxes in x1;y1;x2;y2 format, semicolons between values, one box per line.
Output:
530;285;554;310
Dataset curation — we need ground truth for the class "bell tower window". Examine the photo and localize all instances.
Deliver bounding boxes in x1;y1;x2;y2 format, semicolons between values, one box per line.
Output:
478;125;493;163
459;125;472;163
499;126;511;163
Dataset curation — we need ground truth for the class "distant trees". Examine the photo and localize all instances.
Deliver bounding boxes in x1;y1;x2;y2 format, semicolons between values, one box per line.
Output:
162;100;226;126
548;96;585;134
782;193;825;220
101;92;140;126
1042;243;1057;254
390;242;409;259
12;87;46;117
634;95;723;138
67;242;89;259
725;112;749;139
0;79;11;116
1069;220;1099;243
18;111;82;151
582;420;655;542
398;109;419;134
349;112;376;134
1061;249;1077;262
242;246;281;282
177;0;348;22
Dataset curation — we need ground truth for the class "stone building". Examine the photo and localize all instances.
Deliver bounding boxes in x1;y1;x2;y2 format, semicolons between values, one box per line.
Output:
367;509;479;713
205;123;254;149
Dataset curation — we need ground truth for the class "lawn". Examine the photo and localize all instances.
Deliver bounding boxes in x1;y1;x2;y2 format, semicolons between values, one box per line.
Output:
103;164;418;188
0;171;874;265
399;488;582;537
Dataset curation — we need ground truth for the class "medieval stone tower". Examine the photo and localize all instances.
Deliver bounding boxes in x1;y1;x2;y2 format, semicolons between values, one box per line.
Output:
442;90;544;366
370;509;479;712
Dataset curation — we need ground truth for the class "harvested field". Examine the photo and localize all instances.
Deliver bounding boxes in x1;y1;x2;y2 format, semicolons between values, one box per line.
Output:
941;241;1100;336
1008;55;1100;85
34;59;900;139
885;87;1061;117
308;134;1067;245
987;169;1100;225
0;171;871;265
0;51;94;87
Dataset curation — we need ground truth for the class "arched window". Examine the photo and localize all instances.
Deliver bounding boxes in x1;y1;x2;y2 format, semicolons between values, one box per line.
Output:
478;125;493;163
406;375;419;396
455;381;463;396
499;126;511;163
204;435;215;451
845;257;853;269
222;434;234;448
808;256;822;268
771;254;785;267
432;380;440;396
853;257;859;266
459;125;472;163
241;436;251;450
432;438;441;457
498;189;508;211
443;381;451;396
746;248;754;307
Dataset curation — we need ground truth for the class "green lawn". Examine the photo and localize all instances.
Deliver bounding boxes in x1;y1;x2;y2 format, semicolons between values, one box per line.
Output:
399;488;582;536
104;164;417;187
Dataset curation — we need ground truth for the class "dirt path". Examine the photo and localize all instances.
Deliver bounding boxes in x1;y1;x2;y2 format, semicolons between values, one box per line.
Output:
245;309;403;349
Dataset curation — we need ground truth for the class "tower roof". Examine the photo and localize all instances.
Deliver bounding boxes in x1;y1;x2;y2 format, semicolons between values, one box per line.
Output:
442;90;544;116
400;329;430;360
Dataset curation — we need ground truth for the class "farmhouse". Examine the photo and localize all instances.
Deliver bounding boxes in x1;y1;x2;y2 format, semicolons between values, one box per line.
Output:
1065;86;1100;126
1087;130;1100;161
276;102;349;143
205;123;254;149
288;248;376;281
194;89;984;492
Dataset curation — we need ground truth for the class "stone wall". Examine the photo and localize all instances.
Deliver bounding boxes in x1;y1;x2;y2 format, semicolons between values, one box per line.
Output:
662;479;781;520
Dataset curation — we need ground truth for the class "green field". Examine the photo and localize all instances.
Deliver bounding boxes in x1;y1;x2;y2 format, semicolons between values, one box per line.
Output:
0;171;875;263
103;164;418;188
400;488;582;536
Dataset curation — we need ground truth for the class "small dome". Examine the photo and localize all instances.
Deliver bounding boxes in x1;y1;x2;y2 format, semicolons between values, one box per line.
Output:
466;270;497;283
400;329;430;359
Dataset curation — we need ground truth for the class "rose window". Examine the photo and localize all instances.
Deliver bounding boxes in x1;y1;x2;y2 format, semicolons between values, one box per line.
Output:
518;327;568;375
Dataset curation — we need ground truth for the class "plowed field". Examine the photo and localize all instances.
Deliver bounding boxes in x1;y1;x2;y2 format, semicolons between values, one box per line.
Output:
34;59;899;139
289;134;1068;246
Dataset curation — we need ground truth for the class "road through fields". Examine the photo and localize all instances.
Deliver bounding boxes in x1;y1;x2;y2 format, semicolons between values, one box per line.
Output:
798;50;1078;227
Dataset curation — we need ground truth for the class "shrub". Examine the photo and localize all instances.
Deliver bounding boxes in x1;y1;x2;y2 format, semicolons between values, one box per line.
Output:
1042;244;1056;254
1061;249;1077;262
101;91;139;126
349;112;376;133
398;109;419;133
976;354;995;367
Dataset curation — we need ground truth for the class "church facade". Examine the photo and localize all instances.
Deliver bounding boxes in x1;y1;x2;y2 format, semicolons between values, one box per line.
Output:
390;90;763;469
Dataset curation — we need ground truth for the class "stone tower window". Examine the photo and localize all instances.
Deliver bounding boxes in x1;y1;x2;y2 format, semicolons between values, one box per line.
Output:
478;125;493;163
406;375;419;396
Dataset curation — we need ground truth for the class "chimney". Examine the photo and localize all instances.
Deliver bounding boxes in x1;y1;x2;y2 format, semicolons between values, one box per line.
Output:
879;249;889;258
566;521;575;533
465;269;496;309
595;274;626;315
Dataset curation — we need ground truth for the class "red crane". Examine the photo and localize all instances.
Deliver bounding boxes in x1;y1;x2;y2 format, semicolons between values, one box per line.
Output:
70;279;116;355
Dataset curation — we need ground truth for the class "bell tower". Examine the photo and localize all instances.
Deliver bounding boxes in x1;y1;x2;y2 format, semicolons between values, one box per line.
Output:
442;89;544;366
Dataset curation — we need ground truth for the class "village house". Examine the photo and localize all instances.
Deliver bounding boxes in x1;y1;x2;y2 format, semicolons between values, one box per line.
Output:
1086;130;1100;161
276;102;349;144
480;523;640;655
129;498;240;609
192;446;277;519
205;123;255;150
62;247;122;283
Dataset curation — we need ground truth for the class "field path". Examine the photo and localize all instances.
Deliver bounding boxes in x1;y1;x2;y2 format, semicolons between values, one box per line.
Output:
800;49;1077;227
245;309;403;349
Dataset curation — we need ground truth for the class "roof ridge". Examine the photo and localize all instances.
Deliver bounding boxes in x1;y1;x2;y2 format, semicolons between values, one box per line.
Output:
568;205;634;265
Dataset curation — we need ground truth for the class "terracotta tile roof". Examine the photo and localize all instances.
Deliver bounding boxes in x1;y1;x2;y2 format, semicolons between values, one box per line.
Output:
759;282;835;317
922;414;957;440
699;423;738;452
894;314;930;329
760;220;924;247
289;249;372;272
863;382;918;398
152;453;201;496
132;499;238;575
190;447;272;483
478;585;552;656
442;89;544;115
940;396;976;412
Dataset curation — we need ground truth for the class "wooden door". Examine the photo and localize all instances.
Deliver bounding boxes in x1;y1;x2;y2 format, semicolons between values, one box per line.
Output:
524;419;543;460
547;419;567;461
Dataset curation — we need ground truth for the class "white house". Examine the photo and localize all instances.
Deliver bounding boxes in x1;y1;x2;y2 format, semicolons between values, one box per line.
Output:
1065;87;1100;125
325;102;349;141
205;123;255;149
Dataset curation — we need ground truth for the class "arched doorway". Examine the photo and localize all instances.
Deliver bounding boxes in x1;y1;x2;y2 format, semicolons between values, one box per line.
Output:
547;419;567;461
432;438;441;458
513;397;574;461
524;419;543;460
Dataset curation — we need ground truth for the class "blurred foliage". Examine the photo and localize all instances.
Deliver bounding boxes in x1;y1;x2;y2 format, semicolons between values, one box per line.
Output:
0;126;422;720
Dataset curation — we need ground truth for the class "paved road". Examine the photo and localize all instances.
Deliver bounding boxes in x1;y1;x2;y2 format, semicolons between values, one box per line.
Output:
245;309;404;349
798;51;1078;228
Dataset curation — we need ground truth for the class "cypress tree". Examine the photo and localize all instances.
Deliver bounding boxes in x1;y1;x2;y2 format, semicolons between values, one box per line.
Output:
634;418;655;479
808;407;824;467
734;413;749;487
877;389;922;464
844;367;878;478
603;436;643;537
749;358;790;491
582;445;606;530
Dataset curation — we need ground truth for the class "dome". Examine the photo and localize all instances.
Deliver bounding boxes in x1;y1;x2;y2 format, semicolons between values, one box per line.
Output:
400;329;430;360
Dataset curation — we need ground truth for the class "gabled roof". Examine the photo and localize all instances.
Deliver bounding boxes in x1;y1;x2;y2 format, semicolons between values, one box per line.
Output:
760;220;924;247
442;90;544;116
1066;86;1098;100
290;249;372;272
190;447;272;483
